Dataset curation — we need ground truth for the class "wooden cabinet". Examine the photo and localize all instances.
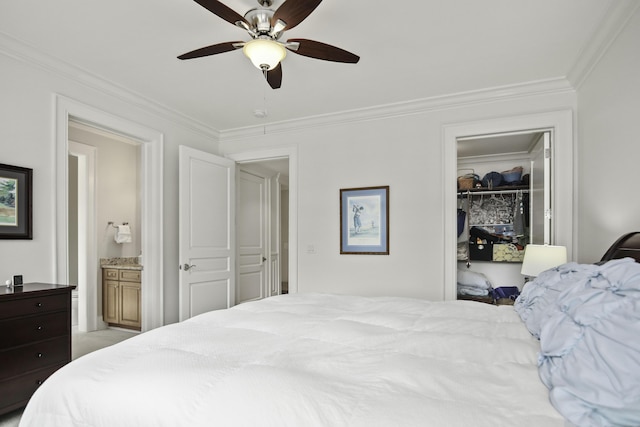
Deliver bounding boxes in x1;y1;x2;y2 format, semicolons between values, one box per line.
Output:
0;283;74;415
102;268;141;330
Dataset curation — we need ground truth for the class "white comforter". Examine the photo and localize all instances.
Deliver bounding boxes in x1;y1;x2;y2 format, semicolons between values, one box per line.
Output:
20;293;566;427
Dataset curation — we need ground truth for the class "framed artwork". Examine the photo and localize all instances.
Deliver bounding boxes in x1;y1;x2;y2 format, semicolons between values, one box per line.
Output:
0;163;33;239
340;186;389;254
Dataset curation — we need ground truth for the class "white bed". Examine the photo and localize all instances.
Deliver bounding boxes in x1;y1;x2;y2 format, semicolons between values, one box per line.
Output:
21;293;567;427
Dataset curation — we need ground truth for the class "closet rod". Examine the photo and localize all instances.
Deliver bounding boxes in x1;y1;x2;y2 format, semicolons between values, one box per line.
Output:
458;189;529;197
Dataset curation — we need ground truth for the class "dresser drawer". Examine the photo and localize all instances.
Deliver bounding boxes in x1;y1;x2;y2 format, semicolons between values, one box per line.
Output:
119;269;141;282
0;293;68;321
0;337;69;379
0;363;65;414
0;312;69;349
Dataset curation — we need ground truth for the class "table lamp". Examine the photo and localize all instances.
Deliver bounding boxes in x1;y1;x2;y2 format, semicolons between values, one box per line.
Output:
521;244;567;280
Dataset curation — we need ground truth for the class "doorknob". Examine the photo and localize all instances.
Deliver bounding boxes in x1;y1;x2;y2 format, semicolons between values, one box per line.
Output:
262;257;267;262
181;263;196;271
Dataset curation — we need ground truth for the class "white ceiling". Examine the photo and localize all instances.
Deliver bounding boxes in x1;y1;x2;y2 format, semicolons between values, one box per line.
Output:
0;0;618;132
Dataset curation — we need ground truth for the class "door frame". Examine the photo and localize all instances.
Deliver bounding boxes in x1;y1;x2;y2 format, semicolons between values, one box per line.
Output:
442;110;575;301
226;147;298;294
55;95;164;331
67;141;98;331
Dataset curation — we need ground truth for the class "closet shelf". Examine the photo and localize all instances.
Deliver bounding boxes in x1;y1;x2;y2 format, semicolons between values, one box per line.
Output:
458;185;529;196
470;223;514;227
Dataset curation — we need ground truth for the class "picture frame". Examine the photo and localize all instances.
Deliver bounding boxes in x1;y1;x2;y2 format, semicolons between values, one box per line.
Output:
13;275;23;287
340;186;389;255
0;163;33;239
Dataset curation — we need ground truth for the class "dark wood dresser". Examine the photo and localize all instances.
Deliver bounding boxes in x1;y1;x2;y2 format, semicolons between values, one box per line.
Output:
0;283;75;415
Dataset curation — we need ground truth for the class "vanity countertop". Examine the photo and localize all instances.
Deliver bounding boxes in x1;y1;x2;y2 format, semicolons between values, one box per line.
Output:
100;257;143;270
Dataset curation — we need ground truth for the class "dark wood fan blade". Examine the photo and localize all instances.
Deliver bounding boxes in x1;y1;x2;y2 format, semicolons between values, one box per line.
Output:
265;63;282;89
272;0;322;31
287;39;360;63
193;0;249;27
178;41;243;60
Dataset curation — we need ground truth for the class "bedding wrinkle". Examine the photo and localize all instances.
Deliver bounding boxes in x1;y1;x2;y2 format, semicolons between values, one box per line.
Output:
517;258;640;426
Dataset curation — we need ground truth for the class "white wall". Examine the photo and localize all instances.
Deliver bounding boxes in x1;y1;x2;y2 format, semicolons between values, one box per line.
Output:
221;91;577;300
0;50;219;325
69;128;141;259
577;8;640;262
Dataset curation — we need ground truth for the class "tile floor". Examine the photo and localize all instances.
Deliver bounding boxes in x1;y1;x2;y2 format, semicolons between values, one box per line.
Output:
0;327;136;427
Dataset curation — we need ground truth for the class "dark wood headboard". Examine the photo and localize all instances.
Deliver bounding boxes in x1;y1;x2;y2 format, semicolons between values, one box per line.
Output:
600;232;640;263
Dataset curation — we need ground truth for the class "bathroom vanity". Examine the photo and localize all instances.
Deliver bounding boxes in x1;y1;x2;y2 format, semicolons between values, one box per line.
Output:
101;258;142;331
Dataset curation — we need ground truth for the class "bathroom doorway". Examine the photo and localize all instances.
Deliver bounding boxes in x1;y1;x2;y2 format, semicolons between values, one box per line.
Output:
68;120;142;331
55;95;164;332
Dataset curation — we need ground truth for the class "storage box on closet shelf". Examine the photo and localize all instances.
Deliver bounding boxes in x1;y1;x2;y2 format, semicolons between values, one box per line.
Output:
457;169;479;190
501;166;523;184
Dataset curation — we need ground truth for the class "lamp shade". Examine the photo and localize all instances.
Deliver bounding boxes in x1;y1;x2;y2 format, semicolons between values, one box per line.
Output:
242;39;286;71
521;244;567;277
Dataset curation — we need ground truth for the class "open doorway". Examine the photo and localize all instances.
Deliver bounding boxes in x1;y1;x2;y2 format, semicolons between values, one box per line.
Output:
226;146;298;297
236;158;290;303
442;110;575;301
68;121;142;331
177;147;296;319
456;130;550;293
55;95;164;332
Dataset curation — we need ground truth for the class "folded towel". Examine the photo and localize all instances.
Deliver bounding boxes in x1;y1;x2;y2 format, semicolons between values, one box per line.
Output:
114;225;132;244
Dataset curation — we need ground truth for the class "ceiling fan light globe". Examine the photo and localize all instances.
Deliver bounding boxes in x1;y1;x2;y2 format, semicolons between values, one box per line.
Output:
243;39;286;71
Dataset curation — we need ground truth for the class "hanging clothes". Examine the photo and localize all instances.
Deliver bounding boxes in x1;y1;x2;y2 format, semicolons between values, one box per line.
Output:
457;208;466;237
513;190;525;237
457;195;467;237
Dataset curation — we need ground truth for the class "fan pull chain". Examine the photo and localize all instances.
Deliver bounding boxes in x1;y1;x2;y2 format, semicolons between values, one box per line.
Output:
263;71;268;135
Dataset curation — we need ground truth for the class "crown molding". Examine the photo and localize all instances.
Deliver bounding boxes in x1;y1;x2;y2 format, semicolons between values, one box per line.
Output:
0;31;220;141
567;0;640;90
219;77;574;142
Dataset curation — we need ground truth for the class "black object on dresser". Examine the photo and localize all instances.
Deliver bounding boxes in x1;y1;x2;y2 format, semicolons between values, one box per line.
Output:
0;283;75;415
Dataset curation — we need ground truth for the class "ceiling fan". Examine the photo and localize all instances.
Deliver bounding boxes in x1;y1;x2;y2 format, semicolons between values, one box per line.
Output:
178;0;360;89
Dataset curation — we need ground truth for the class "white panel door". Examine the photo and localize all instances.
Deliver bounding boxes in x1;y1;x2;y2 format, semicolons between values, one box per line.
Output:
179;146;235;321
237;170;267;304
